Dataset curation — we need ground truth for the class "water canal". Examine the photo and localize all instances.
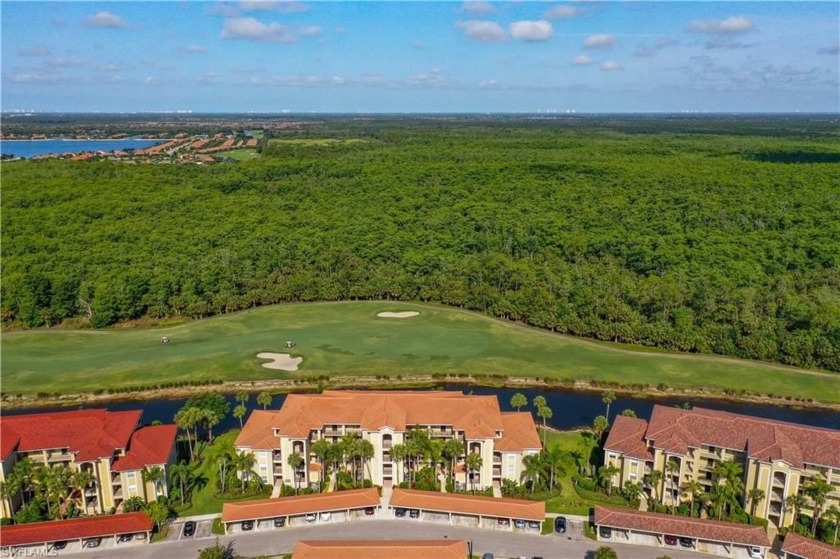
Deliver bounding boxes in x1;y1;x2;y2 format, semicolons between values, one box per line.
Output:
3;385;837;432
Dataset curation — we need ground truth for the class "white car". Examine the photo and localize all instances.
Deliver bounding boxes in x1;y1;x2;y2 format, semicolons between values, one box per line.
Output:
748;547;763;559
320;512;332;521
304;513;316;522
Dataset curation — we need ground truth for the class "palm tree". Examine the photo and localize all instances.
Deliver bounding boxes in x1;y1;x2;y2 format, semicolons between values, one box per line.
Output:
804;475;833;537
9;458;34;508
142;465;164;499
233;404;247;429
623;480;644;504
168;461;192;506
236;391;248;407
466;452;483;494
786;493;807;528
825;505;840;545
257;391;272;410
681;480;703;517
533;395;547;411
645;470;663;504
174;406;201;461
598;464;621;497
358;439;375;484
340;434;362;486
592;415;609;442
537;406;553;446
522;454;543;495
311;439;332;492
391;444;407;486
208;437;236;494
665;460;680;511
71;469;93;515
747;488;765;518
713;459;744;517
442;439;464;487
287;452;304;495
235;452;257;492
602;391;616;421
510;393;528;412
543;447;565;491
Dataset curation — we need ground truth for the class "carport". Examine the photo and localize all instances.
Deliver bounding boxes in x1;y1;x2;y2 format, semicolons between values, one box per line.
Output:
0;512;153;556
593;506;770;558
780;532;840;559
221;488;380;533
389;488;544;531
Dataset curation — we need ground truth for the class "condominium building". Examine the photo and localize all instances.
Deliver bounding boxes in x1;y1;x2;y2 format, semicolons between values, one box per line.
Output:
1;409;178;518
603;405;840;528
235;390;541;491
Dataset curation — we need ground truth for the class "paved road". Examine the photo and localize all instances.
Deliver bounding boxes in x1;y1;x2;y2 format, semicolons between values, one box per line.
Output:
58;519;721;559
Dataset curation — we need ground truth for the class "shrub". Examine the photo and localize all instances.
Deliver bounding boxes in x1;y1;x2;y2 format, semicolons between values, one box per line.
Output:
576;477;597;491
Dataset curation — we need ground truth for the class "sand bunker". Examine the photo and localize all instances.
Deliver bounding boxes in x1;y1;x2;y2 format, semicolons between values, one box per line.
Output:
257;352;303;371
377;311;420;318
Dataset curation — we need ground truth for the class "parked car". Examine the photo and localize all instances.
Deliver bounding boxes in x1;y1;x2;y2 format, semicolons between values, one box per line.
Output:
409;509;420;518
118;534;133;543
554;516;567;533
274;517;286;527
84;538;101;548
599;526;612;539
664;535;677;545
497;518;510;526
320;512;332;521
364;507;376;516
679;537;694;548
395;508;407;517
528;520;541;529
135;533;147;540
748;546;764;558
514;519;526;529
481;554;494;559
52;542;68;551
305;513;317;522
183;521;196;537
241;520;254;531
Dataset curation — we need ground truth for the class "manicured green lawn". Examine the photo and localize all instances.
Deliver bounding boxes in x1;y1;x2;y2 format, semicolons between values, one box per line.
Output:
3;301;838;401
222;149;260;161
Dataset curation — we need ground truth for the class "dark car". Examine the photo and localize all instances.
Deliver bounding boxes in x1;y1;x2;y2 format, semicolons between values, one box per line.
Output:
528;520;541;529
554;516;567;533
395;507;407;517
599;526;612;539
52;542;68;551
364;507;376;516
241;520;254;531
118;534;133;543
497;518;510;526
409;509;420;518
664;535;677;545
84;538;101;548
274;517;286;527
679;537;694;548
514;519;526;529
183;521;196;537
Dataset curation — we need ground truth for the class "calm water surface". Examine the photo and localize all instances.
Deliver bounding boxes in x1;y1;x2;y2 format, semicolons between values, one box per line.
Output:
4;385;838;432
1;138;161;158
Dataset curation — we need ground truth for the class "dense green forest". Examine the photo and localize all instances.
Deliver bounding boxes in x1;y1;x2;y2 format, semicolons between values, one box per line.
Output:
3;117;839;371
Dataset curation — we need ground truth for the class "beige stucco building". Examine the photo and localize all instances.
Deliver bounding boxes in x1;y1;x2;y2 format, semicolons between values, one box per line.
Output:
235;390;541;492
603;405;840;529
1;409;178;518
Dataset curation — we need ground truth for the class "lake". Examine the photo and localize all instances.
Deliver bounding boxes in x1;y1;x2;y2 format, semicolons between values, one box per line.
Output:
0;138;162;158
3;385;838;433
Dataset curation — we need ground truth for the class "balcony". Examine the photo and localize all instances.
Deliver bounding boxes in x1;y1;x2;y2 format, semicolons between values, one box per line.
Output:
47;453;72;463
492;467;502;478
113;488;123;499
111;474;122;486
493;454;502;465
272;451;283;463
274;466;284;475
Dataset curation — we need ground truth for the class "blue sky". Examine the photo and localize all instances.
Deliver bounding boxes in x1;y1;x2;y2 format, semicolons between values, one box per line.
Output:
2;1;838;113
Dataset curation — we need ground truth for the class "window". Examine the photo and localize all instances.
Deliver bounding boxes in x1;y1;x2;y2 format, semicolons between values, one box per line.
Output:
629;473;637;481
630;460;638;469
608;453;617;460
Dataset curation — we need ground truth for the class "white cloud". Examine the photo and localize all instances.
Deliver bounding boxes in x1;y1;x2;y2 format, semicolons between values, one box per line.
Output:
510;21;553;42
17;46;51;57
407;67;445;87
184;45;208;53
478;78;500;89
635;38;677;58
209;3;240;18
239;1;308;13
687;16;753;34
544;5;583;19
456;20;505;43
84;11;133;29
461;1;496;15
8;71;64;84
572;54;595;65
299;26;321;37
600;60;623;72
144;76;162;85
48;58;87;69
221;17;295;43
584;34;615;49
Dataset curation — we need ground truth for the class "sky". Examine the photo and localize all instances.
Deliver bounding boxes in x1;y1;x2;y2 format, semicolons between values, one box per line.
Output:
2;1;838;113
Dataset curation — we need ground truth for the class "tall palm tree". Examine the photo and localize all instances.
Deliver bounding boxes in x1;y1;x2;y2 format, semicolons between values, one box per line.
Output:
9;458;34;508
825;505;840;545
543;447;565;491
681;480;703;517
747;488;765;518
208;437;236;494
168;461;192;506
142;466;164;499
623;480;644;504
523;454;543;495
786;493;807;529
287;452;304;495
598;464;621;497
71;469;93;515
804;475;833;537
601;391;616;421
340;434;362;486
645;470;663;504
358;440;375;484
442;439;464;487
665;460;680;512
391;444;407;486
257;391;272;410
235;452;257;491
466;452;483;494
311;439;332;492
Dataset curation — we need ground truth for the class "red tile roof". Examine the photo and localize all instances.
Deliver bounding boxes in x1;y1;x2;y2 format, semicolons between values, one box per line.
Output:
111;424;178;472
390;488;545;521
221;488;380;523
604;416;654;461
259;390;508;440
292;540;468;559
496;412;541;451
0;409;141;462
0;513;153;548
781;533;840;559
647;406;840;469
235;410;281;450
594;506;770;547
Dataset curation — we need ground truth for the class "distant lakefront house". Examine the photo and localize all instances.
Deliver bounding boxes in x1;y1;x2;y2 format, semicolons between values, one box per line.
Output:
235;390;541;491
603;405;840;529
1;409;178;518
